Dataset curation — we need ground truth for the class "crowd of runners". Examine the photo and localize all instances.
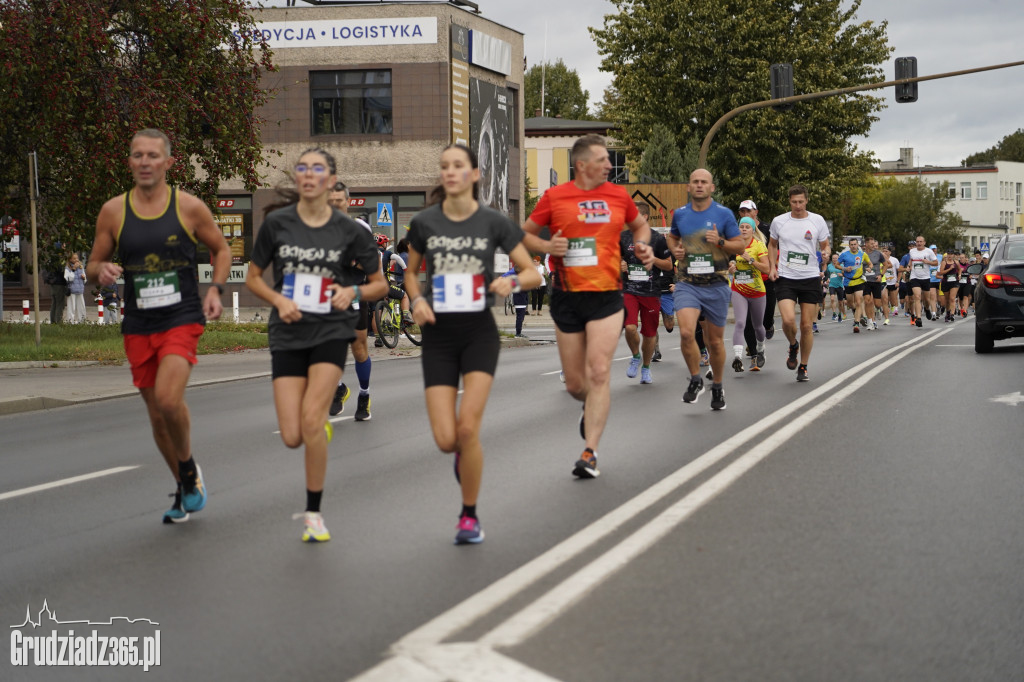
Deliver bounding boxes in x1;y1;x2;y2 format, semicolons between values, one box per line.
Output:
88;130;980;547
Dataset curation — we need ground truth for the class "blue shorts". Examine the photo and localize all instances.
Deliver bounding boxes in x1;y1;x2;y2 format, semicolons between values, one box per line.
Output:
673;282;731;328
660;293;675;316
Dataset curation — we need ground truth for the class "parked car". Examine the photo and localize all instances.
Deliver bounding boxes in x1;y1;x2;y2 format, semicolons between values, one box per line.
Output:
966;234;1024;353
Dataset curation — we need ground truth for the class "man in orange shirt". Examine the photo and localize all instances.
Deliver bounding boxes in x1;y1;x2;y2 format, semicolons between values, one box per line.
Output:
523;134;654;479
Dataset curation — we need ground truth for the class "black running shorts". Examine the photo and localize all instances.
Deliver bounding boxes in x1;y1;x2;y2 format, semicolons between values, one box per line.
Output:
549;290;624;334
421;311;501;388
271;338;349;379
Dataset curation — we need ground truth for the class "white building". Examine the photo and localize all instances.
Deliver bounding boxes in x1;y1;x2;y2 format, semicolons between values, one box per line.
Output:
876;147;1024;251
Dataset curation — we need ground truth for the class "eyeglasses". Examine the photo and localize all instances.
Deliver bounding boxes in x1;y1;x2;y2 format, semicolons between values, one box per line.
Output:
294;164;329;175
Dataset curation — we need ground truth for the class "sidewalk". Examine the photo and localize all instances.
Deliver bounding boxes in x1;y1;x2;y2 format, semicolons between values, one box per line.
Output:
0;305;535;417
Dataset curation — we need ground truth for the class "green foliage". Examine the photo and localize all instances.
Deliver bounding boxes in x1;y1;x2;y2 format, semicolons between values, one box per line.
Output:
524;59;590;120
963;129;1024;166
0;0;275;267
638;124;687;182
591;0;892;219
838;177;964;251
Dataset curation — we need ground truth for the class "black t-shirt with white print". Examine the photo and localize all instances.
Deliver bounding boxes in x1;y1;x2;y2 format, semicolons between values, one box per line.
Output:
408;204;524;312
251;204;379;352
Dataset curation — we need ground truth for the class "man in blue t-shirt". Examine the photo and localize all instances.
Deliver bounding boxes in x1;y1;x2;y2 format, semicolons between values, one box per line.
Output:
667;168;744;410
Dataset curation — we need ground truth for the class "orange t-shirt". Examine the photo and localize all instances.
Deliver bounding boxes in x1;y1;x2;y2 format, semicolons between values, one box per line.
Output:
529;181;639;292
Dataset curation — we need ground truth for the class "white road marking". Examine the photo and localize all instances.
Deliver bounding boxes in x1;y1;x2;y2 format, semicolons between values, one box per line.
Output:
990;391;1024;407
349;327;953;680
0;466;140;502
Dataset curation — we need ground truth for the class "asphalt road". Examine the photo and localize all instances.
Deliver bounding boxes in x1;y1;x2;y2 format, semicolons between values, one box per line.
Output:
2;316;1023;681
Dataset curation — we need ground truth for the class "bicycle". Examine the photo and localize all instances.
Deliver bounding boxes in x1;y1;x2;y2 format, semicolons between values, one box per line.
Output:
373;279;422;348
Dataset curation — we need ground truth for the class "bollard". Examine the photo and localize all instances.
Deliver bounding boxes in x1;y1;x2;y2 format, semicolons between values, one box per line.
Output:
22;299;30;323
96;297;104;324
232;291;239;323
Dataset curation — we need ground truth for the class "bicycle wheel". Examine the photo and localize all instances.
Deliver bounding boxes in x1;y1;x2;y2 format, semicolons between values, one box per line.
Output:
403;318;422;346
374;300;400;348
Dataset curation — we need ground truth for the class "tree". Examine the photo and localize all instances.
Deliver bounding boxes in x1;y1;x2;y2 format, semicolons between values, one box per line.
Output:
0;0;274;269
638;124;687;182
839;177;963;251
963;129;1024;166
524;59;590;120
591;0;892;220
592;84;620;122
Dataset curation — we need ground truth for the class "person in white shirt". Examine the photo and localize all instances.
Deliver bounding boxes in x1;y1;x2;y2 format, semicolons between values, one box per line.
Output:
883;245;900;320
767;184;831;382
906;235;938;328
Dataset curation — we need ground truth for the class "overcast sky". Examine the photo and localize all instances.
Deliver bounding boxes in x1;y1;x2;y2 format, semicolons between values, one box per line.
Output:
257;0;1023;167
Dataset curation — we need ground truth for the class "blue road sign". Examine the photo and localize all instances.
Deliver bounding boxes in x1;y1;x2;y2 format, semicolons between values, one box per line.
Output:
377;203;393;228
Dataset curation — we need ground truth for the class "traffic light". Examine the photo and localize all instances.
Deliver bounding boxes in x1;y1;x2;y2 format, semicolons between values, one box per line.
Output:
895;56;918;103
770;63;794;111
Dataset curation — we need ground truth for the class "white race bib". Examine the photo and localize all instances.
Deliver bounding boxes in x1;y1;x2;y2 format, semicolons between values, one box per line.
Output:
282;272;333;314
565;237;598;267
432;273;485;312
686;253;714;275
133;271;182;309
734;270;754;285
627;263;650;281
786;251;809;267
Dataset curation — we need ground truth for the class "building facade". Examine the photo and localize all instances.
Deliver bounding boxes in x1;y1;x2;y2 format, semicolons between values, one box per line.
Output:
877;147;1024;252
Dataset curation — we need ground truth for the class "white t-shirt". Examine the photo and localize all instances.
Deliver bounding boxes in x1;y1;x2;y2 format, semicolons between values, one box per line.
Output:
886;256;900;284
907;247;937;280
769;211;831;279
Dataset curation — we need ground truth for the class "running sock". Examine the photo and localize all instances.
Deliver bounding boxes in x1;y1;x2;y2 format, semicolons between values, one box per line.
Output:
633;353;641;359
178;457;197;484
461;504;477;520
306;489;323;513
712;382;723;390
355;357;372;391
642;364;650;369
691;374;701;382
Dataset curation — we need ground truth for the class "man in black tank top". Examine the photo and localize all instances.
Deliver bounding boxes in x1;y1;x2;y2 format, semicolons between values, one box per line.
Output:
86;128;231;525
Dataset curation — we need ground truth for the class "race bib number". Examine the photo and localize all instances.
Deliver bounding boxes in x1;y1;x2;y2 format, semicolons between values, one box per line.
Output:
282;272;333;314
946;275;957;282
627;263;650;281
565;237;598;267
133;271;181;309
432;273;485;312
913;261;926;272
734;270;754;285
785;251;810;266
686;253;714;275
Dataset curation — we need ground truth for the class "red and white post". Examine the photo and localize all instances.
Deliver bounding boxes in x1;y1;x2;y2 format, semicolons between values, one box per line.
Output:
22;299;30;323
96;296;104;324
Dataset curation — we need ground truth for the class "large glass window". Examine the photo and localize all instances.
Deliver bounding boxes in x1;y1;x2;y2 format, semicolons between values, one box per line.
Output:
959;182;972;200
976;181;987;200
311;70;393;135
568;148;629;184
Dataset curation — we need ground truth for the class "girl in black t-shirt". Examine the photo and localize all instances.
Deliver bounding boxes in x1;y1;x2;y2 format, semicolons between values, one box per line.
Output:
246;148;386;543
405;144;541;545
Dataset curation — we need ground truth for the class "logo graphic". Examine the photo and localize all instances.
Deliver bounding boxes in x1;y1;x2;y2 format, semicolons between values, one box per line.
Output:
10;600;160;671
576;200;611;224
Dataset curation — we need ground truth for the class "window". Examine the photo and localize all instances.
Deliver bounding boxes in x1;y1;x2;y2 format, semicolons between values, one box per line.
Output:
311;70;392;135
947;185;957;200
609;148;629;184
1017;183;1022;212
960;182;972;200
976;181;987;200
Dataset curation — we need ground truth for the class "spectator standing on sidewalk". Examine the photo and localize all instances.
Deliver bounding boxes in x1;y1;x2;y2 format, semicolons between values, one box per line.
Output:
65;253;87;323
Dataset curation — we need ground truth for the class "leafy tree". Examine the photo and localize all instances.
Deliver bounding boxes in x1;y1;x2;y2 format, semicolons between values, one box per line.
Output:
638;124;687;182
838;177;963;251
591;0;892;220
963;129;1024;166
0;0;274;269
592;84;620;122
524;59;590;120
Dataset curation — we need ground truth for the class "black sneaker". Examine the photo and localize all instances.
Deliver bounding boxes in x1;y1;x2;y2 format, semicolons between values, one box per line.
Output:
705;369;714;381
682;378;705;403
355;392;371;421
796;364;809;382
765;325;775;340
786;342;799;370
374;337;384;348
572;450;600;479
329;383;351;416
710;386;726;410
652;349;662;362
925;308;933;321
916;317;923;328
732;356;745;372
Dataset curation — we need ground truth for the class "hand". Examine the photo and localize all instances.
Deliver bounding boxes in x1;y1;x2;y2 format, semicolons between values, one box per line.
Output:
620;259;628;273
203;287;223;321
330;284;357;310
768;266;779;282
728;261;737;274
670;243;687;261
634;242;655;267
489;277;514;298
97;262;123;287
275;296;302;323
548;229;568;257
411;295;435;326
704;225;721;245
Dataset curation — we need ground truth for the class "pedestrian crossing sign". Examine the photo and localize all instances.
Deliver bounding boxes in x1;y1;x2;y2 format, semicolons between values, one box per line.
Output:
377;202;393;228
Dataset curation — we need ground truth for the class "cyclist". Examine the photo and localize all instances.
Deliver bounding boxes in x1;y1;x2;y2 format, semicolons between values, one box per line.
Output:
406;144;541;545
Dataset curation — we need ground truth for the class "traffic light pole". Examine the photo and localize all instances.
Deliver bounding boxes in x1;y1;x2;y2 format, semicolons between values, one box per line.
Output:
698;60;1024;169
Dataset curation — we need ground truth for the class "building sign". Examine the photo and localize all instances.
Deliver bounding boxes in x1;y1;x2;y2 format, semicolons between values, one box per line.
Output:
216;199;235;208
199;263;249;284
469;30;511;75
215;214;246;263
451;24;470;146
470;79;512;215
238;18;438;48
349;198;366;207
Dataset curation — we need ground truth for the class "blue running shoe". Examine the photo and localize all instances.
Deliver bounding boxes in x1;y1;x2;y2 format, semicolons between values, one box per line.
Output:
181;464;207;513
162;489;189;524
626;356;641;378
640;367;653;384
454;515;484;544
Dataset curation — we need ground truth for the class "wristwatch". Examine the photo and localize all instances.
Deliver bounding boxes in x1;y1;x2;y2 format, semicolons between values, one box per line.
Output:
717;238;725;247
211;283;226;295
